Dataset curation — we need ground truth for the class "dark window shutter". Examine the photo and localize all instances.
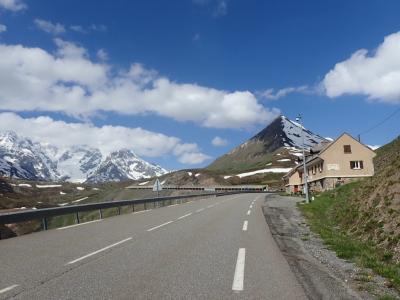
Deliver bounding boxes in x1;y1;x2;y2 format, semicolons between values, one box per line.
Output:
344;145;352;153
360;161;364;169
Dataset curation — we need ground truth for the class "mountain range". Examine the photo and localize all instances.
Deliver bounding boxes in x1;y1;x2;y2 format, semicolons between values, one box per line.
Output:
0;131;168;183
0;115;326;184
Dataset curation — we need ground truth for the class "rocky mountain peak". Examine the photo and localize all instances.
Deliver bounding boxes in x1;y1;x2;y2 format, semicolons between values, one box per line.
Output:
251;115;326;151
207;115;326;173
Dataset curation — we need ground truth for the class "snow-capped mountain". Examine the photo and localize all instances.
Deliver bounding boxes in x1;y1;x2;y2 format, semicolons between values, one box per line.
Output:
0;131;168;183
207;115;327;173
57;146;102;182
86;149;167;183
0;131;60;181
251;115;326;150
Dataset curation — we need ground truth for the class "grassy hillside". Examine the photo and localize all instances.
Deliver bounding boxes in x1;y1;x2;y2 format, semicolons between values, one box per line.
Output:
0;178;153;210
300;136;400;291
207;140;272;173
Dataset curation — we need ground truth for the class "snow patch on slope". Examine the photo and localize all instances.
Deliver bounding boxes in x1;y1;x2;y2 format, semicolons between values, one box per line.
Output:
236;168;292;178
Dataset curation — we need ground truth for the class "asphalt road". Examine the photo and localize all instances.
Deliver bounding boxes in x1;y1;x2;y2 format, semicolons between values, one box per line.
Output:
0;193;307;299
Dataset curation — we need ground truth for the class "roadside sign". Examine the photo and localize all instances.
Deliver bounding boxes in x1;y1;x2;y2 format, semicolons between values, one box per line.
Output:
153;178;163;192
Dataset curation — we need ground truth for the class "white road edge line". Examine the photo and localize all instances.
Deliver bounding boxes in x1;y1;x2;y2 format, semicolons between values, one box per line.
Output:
132;210;148;215
57;219;101;230
147;221;174;232
195;208;205;213
0;284;19;294
177;213;192;220
246;210;251;216
66;237;133;265
242;221;248;231
232;248;246;292
168;204;178;207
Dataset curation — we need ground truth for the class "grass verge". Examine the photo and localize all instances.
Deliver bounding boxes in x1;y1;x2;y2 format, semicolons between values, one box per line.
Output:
299;182;400;292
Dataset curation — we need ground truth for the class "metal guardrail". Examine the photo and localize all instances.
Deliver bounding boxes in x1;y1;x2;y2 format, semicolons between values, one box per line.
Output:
0;191;260;232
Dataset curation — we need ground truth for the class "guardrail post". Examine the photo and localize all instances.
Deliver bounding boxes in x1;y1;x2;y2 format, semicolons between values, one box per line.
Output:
132;204;135;212
76;212;80;224
42;217;48;230
118;207;121;215
99;209;103;219
144;202;147;210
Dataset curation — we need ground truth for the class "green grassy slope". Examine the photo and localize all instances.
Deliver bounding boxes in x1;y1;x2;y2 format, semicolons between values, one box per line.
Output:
207;141;273;173
300;136;400;292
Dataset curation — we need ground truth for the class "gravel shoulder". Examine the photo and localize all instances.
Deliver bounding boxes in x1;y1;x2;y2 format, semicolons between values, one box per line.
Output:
262;194;399;300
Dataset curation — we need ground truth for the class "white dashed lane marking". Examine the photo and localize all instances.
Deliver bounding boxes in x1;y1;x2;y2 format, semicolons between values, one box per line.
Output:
147;221;174;232
177;213;192;220
242;221;248;231
232;248;246;291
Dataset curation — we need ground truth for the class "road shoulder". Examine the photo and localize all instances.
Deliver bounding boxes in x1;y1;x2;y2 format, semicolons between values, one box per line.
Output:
262;194;380;300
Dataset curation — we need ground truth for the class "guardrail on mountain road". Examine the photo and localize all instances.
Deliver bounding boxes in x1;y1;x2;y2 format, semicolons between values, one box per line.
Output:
0;190;266;237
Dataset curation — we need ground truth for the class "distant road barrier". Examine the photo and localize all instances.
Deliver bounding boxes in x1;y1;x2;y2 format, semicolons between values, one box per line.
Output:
0;191;266;236
127;184;267;191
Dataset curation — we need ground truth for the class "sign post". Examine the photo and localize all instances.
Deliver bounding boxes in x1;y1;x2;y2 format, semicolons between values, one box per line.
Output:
153;178;163;197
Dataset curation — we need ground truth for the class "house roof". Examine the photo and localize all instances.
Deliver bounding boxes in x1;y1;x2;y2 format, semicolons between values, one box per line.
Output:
317;132;376;157
310;140;332;153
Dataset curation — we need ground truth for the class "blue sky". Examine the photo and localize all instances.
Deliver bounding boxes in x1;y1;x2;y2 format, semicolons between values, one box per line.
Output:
0;0;399;170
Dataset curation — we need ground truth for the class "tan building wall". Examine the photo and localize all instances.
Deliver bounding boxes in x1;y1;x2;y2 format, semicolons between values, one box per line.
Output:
284;170;302;193
307;133;375;183
284;133;376;193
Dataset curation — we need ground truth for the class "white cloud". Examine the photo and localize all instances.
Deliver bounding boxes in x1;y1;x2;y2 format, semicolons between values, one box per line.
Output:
97;49;108;61
193;0;228;17
211;136;228;147
259;86;309;100
322;31;400;104
70;24;107;34
214;0;227;17
178;152;211;165
70;25;87;34
0;112;210;165
34;19;66;35
90;24;107;32
0;24;6;33
0;39;279;129
0;0;26;11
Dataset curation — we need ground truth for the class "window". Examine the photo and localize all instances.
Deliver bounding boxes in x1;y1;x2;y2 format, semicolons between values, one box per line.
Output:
350;161;364;170
343;145;352;154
